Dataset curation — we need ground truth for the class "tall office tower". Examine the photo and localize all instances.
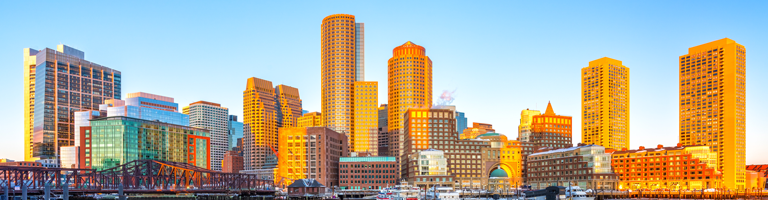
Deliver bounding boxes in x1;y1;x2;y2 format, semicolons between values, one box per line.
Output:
530;102;573;149
23;45;121;160
456;111;467;134
228;115;244;150
387;41;433;159
378;104;389;156
297;112;324;127
275;85;303;128
353;81;378;155
581;57;630;150
321;14;365;135
518;109;541;142
243;77;278;170
679;38;746;189
183;101;229;171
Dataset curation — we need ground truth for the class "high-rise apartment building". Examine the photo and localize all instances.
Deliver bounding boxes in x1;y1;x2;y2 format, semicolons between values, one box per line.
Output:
276;85;303;128
183;101;229;171
679;38;746;189
243;77;278;170
297;112;323;127
353;81;378;155
321;14;365;135
581;57;630;150
23;45;121;160
387;41;433;159
518;109;541;142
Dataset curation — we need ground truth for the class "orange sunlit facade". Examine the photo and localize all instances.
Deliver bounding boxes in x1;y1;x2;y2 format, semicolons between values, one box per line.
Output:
501;140;524;187
297;112;323;128
581;57;630;150
611;144;721;190
321;14;364;136
243;77;278;170
518;109;541;142
353;81;378;155
460;122;495;140
678;38;746;189
276;85;303;128
530;102;572;149
387;41;433;158
277;127;348;187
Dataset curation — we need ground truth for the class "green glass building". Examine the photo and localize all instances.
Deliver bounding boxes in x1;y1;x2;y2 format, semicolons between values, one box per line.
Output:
83;116;210;170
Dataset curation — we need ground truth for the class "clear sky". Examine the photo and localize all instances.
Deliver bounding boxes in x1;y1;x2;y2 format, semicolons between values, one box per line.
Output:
1;1;766;164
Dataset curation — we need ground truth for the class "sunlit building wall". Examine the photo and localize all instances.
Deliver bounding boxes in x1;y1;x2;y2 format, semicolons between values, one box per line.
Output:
321;14;364;135
277;127;348;188
611;144;721;190
276;85;303;128
298;112;324;127
243;77;278;170
518;109;541;142
353;81;378;155
581;57;630;150
183;101;229;171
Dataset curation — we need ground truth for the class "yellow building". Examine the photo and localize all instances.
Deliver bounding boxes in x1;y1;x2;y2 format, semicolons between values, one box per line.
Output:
276;85;303;128
501;140;524;187
611;144;721;190
581;57;630;150
353;81;379;155
297;112;323;127
461;122;495;139
387;41;433;158
243;77;278;170
518;109;541;142
277;127;348;188
678;38;746;189
321;14;365;135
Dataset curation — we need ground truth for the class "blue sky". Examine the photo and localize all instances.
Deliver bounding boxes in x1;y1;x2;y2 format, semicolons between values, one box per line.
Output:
1;1;766;163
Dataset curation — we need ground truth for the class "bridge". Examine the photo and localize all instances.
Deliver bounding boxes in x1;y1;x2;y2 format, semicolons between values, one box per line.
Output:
0;160;276;197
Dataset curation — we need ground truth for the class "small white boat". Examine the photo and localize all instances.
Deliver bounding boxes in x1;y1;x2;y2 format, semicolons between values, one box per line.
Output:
426;186;459;200
565;186;594;200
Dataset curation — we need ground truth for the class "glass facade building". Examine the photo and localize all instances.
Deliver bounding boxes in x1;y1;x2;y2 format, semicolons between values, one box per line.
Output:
456;111;467;134
228;115;243;150
81;116;210;170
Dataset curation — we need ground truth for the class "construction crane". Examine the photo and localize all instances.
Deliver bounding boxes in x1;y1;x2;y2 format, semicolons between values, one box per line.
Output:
269;143;298;189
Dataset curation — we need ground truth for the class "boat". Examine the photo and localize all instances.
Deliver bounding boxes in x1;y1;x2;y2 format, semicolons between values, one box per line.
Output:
426;186;459;200
565;186;594;200
380;181;421;200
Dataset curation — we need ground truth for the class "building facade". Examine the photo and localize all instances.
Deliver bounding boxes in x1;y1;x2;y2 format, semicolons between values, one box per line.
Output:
611;144;721;190
526;144;618;190
23;45;122;160
60;146;80;168
456;111;467;135
223;151;244;173
581;57;630;150
679;38;746;189
228;115;244;150
321;14;365;135
353;81;379;155
183;101;229;171
529;102;573;149
243;77;278;170
461;122;495;140
298;112;323;127
80;116;210;170
277;127;349;188
105;93;189;126
378;104;389;156
276;85;303;128
387;41;433;161
339;156;397;190
518;109;541;142
402;149;453;188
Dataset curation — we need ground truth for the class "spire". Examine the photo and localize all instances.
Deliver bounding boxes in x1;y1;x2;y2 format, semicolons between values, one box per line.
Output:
544;101;555;115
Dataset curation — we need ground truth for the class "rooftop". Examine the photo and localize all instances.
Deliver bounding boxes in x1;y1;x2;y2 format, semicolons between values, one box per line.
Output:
340;156;396;162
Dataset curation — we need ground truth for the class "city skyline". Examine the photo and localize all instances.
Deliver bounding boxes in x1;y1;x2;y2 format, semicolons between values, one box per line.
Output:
1;1;767;165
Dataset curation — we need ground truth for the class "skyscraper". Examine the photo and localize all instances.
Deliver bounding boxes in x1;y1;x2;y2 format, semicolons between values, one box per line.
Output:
228;115;243;150
243;77;278;170
321;14;365;135
183;101;229;171
581;57;630;150
275;84;303;128
518;109;541;142
456;111;467;134
353;81;378;155
387;41;433;159
679;38;746;189
378;104;389;156
23;45;121;160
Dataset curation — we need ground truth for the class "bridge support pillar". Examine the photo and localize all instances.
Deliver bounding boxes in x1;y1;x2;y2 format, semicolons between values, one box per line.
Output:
63;183;69;200
119;183;126;200
2;184;7;200
21;184;26;200
45;183;50;200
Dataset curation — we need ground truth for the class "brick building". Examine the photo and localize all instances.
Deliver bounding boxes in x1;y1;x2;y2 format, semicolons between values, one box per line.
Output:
277;127;348;188
611;144;722;190
223;151;244;173
527;144;618;190
339;156;397;190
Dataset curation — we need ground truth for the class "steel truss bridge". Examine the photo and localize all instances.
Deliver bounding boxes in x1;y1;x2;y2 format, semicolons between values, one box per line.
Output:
0;160;275;196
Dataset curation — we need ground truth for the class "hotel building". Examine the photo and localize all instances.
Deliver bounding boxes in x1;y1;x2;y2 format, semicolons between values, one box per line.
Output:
183;101;230;171
339;156;397;190
526;144;618;190
581;57;630;150
611;144;721;190
23;45;121;160
679;38;746;189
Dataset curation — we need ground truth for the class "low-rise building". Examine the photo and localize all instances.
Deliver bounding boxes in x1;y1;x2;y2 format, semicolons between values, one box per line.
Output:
277;127;348;188
611;144;721;190
527;144;618;190
223;151;244;173
403;149;453;188
339;156;397;190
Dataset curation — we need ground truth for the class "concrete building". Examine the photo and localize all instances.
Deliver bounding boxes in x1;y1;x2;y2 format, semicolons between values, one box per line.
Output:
80;116;210;170
223;151;244;173
526;144;618;190
339;156;397;190
298;112;323;127
679;38;747;189
611;144;721;190
518;109;541;142
581;57;630;150
277;127;349;188
321;14;365;135
23;45;121;160
403;149;452;188
60;146;79;168
461;122;495;140
353;81;379;156
183;101;229;171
